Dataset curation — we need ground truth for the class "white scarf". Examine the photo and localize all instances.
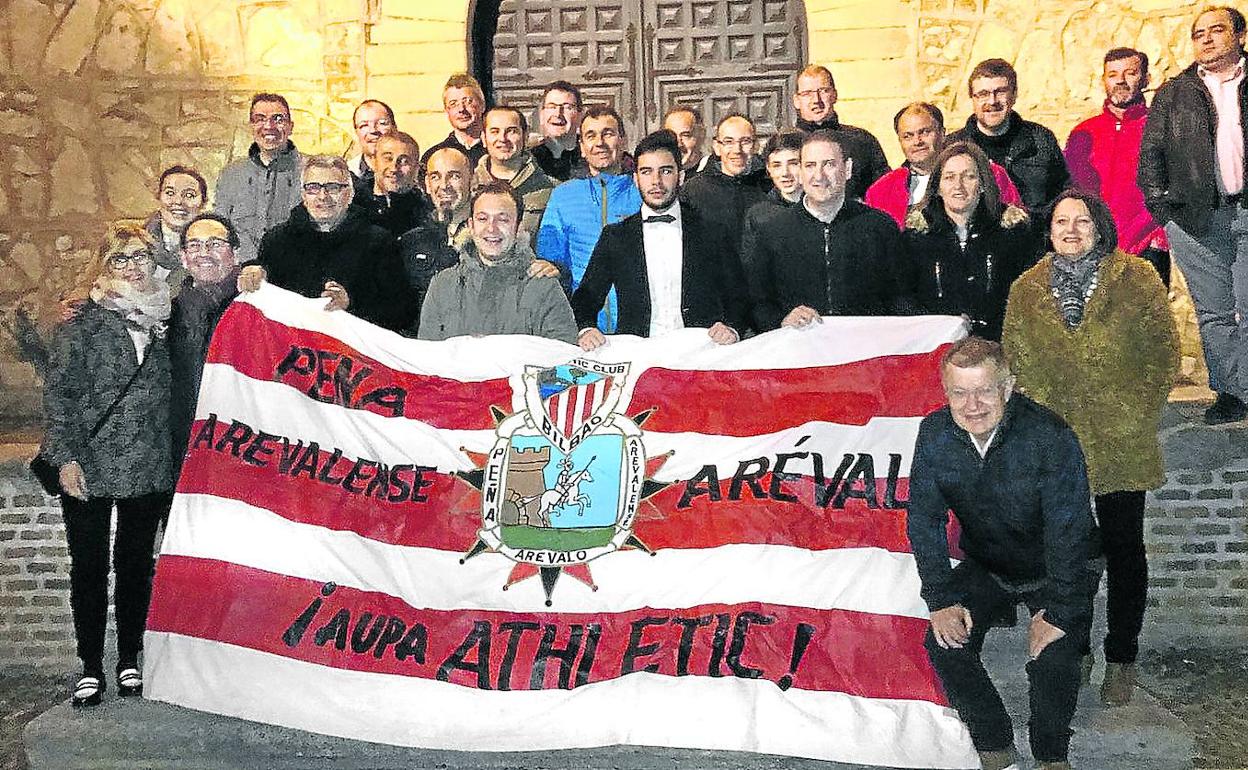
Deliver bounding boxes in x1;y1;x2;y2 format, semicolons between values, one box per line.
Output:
89;276;171;335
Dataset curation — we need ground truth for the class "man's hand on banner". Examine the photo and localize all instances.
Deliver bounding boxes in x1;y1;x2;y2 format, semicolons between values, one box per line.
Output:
1027;610;1066;660
528;260;561;279
930;604;973;649
578;328;607;351
321;281;350;312
707;322;739;345
782;305;823;329
238;265;266;293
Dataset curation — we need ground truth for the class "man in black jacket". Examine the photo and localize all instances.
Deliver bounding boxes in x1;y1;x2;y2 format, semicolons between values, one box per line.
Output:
948;58;1071;213
743;130;905;332
792;64;890;200
170;214;241;473
573;131;746;348
907;338;1097;770
238;155;414;332
1139;6;1248;424
356;131;431;237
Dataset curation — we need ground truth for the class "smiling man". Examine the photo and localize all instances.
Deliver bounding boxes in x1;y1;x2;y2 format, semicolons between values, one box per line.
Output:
948;59;1070;212
419;180;576;342
346;99;397;197
356;131;429;237
866;102;1021;227
907;337;1098;770
421;73;487;175
238;155;414;331
531;81;584;181
572;130;745;349
791;64;890;199
1140;6;1248;424
473;106;555;245
743;130;904;332
213;92;303;261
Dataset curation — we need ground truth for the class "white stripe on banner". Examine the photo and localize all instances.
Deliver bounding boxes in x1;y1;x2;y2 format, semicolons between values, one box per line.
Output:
237;284;967;379
145;632;977;769
161;493;932;618
194;364;924;480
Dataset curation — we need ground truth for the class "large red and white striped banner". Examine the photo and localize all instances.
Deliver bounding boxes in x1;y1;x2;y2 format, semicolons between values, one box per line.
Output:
145;284;976;768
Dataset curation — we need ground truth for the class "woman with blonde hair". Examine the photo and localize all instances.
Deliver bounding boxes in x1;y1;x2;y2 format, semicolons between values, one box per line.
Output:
41;220;174;706
1003;189;1178;706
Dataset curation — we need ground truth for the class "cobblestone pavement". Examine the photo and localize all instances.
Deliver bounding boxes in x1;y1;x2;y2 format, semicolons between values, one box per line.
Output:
3;648;1247;769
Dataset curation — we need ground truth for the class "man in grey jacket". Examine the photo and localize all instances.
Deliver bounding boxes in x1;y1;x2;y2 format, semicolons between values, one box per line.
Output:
419;181;576;343
213;92;302;262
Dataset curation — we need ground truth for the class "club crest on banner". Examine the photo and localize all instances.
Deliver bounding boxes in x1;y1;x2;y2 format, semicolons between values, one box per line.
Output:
464;359;660;605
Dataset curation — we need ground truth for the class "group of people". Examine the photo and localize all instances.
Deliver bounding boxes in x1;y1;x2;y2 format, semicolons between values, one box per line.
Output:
31;5;1246;770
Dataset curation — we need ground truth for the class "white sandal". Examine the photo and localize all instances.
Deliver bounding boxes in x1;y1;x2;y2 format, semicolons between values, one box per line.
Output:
72;675;103;707
117;667;143;697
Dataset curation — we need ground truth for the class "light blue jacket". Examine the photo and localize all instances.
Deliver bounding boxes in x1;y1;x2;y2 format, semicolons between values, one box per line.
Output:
536;172;641;332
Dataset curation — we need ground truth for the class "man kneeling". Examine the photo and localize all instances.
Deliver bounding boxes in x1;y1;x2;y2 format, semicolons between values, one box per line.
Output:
419;180;577;343
906;337;1098;770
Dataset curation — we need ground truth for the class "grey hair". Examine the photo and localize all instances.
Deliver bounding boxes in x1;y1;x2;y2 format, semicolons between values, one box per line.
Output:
300;154;351;185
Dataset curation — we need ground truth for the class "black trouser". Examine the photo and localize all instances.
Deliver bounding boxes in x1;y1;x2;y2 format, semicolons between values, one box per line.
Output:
61;491;171;676
924;559;1095;763
1096;490;1147;664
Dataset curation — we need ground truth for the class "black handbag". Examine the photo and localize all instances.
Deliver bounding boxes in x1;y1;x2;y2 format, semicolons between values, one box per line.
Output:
30;352;151;497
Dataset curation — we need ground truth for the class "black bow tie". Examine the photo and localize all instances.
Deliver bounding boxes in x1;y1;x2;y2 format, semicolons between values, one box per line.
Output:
644;214;675;224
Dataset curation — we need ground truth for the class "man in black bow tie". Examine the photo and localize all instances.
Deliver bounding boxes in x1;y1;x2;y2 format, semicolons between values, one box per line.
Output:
572;130;748;350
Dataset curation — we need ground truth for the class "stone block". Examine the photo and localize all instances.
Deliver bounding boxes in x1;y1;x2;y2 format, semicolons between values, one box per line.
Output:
49;137;99;217
1180;541;1217;554
43;0;101;75
0;110;40;138
1163;425;1232;469
94;7;146;74
1197;487;1234;500
43;578;69;590
13;176;45;218
145;0;199;76
5;0;57;76
1192;522;1233;536
7;579;37;592
26;561;58;574
1183;577;1216;589
1161;559;1198;571
1210;596;1247;608
1228;542;1248;553
1223;469;1248;483
1173;506;1210;519
0;512;29;524
32;628;70;642
1152;489;1191;501
1149;523;1185;536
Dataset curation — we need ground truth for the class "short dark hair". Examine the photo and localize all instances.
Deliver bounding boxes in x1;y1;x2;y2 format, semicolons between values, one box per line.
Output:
941;337;1011;377
579;104;624;137
485;105;528;136
542;80;583;109
968;58;1018;95
762;130;805;160
157;164;208;200
800;129;846;157
1046;189;1119;260
353;99;396;125
918;141;1006;222
1194;6;1248;36
893;102;944;133
470;179;524;221
249;93;290;117
633;130;682;168
1103;47;1149;77
180;212;241;250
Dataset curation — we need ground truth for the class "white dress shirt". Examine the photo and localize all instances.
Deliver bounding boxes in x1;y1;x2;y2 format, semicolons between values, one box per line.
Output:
1200;57;1246;195
908;170;931;205
641;201;685;337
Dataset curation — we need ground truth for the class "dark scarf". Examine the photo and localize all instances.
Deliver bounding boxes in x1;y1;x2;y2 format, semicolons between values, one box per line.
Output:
1049;251;1102;328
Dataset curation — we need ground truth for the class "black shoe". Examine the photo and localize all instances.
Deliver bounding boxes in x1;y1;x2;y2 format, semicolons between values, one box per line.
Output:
117;667;143;697
1204;393;1248;425
72;675;105;707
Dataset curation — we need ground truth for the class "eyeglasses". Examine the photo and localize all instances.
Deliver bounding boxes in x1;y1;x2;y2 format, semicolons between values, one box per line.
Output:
796;87;835;100
355;117;393;131
715;137;755;149
250;113;290;126
971;87;1014;102
945;384;1007;404
303;182;351;195
108;252;154;267
184;238;233;255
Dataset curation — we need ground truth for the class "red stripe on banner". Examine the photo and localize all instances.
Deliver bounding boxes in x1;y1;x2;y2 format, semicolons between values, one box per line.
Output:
205;302;512;430
177;429;965;557
579;381;596;427
148;555;947;704
625;347;952;436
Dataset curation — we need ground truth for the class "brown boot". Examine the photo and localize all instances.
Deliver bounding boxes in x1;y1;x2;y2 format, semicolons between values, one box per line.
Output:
977;748;1019;770
1101;661;1136;706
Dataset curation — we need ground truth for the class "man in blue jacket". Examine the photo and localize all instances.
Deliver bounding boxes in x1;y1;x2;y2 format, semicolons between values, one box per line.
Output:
536;105;642;332
906;337;1098;770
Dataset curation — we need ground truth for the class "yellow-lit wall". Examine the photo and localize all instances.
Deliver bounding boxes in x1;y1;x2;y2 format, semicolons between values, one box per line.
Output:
0;0;1222;419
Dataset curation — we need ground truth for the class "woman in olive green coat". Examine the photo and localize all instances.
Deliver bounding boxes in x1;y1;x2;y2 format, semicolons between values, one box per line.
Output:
1002;189;1178;708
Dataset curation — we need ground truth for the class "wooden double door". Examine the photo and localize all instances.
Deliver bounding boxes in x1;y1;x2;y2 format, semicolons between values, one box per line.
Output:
490;0;807;142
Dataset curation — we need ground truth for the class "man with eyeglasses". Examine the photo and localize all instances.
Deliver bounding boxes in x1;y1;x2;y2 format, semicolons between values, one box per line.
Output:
420;73;487;176
347;99;399;198
238;155;414;332
474;106;556;246
1139;6;1248;424
948;59;1071;212
213;92;302;262
865;102;1021;227
532;81;584;182
791;64;890;200
169;213;243;473
907;337;1098;770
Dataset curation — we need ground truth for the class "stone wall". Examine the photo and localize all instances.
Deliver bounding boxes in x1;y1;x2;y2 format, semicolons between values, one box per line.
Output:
2;413;1244;671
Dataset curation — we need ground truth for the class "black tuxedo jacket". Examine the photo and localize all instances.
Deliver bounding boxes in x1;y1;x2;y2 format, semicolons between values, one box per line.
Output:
570;205;748;336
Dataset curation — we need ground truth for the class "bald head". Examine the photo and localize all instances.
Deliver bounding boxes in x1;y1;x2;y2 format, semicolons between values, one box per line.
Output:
714;115;756;177
424;147;472;220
